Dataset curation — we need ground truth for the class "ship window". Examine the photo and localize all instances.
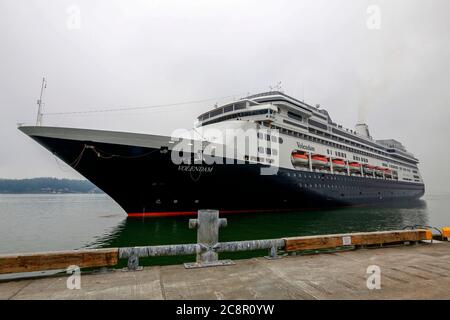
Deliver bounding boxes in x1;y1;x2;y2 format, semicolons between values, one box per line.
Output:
287;111;303;122
279;137;283;144
210;108;223;117
266;148;272;155
234;102;246;110
224;105;233;113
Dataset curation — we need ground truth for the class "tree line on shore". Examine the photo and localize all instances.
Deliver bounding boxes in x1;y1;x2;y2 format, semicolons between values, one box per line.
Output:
0;178;102;194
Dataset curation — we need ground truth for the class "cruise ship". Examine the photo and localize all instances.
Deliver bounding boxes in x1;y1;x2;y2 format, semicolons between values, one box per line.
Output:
19;91;425;217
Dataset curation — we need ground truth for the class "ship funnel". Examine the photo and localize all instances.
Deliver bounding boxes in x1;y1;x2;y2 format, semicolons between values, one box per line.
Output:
355;123;371;139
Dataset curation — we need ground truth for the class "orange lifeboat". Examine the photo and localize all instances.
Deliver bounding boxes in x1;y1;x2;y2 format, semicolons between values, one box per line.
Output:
332;159;346;170
311;154;329;167
291;151;309;166
349;162;361;172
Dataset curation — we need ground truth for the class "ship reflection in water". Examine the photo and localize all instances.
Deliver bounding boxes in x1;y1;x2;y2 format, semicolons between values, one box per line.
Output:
87;199;430;266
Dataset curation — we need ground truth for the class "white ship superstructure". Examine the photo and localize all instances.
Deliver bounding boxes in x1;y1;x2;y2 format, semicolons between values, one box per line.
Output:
196;91;423;184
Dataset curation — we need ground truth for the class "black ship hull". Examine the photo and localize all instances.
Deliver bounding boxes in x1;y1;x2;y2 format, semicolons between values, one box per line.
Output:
23;129;425;217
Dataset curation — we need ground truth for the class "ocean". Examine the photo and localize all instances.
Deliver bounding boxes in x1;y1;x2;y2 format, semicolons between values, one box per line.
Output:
0;193;449;266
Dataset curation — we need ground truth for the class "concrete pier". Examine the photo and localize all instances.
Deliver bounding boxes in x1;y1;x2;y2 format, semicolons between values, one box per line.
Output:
1;242;449;300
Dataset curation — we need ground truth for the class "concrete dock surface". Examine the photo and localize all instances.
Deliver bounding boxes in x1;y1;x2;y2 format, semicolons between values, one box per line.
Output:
1;242;449;300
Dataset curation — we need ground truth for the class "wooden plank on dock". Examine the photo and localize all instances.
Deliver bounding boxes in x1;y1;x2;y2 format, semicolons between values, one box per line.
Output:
283;229;430;252
0;248;119;274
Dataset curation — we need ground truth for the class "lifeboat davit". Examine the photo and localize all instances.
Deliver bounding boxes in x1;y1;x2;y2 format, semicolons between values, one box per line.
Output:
363;164;376;174
349;162;361;172
374;167;383;176
332;159;346;170
291;151;309;166
376;167;392;176
311;154;329;167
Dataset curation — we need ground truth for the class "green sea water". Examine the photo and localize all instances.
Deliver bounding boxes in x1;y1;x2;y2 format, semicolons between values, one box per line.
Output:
0;193;449;266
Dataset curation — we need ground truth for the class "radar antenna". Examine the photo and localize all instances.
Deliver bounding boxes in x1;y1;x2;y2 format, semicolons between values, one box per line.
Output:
269;81;283;92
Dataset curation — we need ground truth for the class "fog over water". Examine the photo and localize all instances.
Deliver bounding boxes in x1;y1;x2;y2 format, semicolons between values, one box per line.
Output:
0;1;449;194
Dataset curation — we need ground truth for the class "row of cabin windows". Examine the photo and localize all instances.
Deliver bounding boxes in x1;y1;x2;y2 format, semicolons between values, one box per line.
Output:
287;111;303;122
285;172;352;181
257;147;278;156
266;123;417;171
245;155;274;164
308;127;416;166
285;171;400;182
326;149;347;159
353;155;368;163
198;102;247;120
201;109;271;126
335;151;347;159
298;183;377;190
300;183;400;193
257;132;283;144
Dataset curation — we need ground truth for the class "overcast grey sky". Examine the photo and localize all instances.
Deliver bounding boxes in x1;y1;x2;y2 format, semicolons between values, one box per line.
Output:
0;0;449;194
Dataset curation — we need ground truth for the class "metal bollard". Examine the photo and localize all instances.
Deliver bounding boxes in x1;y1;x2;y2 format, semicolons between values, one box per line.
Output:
185;209;234;269
265;243;283;260
124;248;143;272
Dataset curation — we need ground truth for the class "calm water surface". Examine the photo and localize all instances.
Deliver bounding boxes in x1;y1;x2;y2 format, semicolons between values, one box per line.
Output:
1;193;449;265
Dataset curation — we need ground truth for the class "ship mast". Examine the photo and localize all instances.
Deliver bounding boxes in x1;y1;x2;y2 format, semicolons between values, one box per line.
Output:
36;77;47;126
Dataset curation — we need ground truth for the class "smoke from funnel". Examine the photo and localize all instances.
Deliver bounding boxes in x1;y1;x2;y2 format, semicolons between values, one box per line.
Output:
358;104;369;124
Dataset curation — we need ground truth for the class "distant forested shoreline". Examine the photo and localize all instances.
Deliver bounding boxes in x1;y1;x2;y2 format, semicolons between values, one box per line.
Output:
0;178;102;194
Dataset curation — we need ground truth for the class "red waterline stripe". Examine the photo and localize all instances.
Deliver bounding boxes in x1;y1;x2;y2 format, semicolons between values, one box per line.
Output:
127;208;288;218
127;206;364;218
127;211;197;218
